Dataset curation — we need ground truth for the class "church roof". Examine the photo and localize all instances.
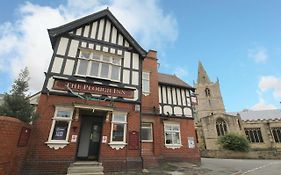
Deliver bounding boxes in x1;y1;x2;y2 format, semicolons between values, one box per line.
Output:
228;109;281;120
48;9;147;57
158;73;194;89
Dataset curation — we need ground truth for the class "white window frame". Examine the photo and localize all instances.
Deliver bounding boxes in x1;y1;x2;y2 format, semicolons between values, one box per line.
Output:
164;123;182;149
141;123;153;142
142;71;150;95
76;49;122;82
109;111;127;150
45;106;74;150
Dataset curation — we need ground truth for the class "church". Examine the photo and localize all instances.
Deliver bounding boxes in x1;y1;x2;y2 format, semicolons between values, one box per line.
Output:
22;9;200;174
194;62;281;156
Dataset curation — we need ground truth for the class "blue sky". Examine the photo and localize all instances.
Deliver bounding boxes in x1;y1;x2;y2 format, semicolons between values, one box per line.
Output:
0;0;281;112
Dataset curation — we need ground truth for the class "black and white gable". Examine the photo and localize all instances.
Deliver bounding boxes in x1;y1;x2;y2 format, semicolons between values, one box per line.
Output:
43;9;147;102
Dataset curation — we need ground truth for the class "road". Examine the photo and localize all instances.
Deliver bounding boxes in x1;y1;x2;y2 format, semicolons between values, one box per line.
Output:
201;158;281;175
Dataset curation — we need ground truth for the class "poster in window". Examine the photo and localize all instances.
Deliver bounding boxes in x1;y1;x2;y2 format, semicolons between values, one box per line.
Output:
52;125;67;140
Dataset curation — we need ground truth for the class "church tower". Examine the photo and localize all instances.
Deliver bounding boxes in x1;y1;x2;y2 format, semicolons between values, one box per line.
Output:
194;62;225;123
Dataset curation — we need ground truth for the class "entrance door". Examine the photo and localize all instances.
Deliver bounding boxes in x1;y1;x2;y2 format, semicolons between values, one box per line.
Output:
77;116;103;160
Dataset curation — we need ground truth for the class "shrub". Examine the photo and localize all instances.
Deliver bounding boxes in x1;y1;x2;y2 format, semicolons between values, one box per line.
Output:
217;133;249;152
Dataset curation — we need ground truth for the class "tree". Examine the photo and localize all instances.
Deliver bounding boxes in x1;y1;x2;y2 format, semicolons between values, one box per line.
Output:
217;133;250;152
0;67;37;123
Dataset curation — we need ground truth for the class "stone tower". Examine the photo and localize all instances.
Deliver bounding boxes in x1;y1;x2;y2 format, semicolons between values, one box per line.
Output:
194;62;225;123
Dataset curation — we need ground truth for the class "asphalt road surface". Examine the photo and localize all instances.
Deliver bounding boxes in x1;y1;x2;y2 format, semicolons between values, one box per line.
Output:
201;158;281;175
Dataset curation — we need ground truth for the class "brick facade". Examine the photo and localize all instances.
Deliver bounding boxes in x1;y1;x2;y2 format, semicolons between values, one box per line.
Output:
0;116;32;175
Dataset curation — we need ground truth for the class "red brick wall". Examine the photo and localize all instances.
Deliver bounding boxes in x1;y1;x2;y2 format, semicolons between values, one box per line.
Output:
24;94;141;174
141;50;201;166
0;116;32;175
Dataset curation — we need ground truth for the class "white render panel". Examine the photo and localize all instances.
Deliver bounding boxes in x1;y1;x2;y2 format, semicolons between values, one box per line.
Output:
181;89;186;106
76;28;82;36
51;57;63;73
133;89;138;101
185;90;190;97
111;27;117;44
132;71;139;85
122;69;130;84
96;45;101;51
90;21;98;39
159;105;162;114
89;43;94;49
132;53;139;70
163;105;172;115
172;88;177;105
110;48;115;54
63;59;75;75
68;40;79;58
118;34;123;45
103;46;109;52
162;86;167;104
117;50;122;55
56;37;69;55
186;97;191;107
97;19;104;40
83;25;90;37
158;86;162;103
124;51;131;68
81;42;87;47
174;107;183;116
177;89;182;105
104;20;111;42
167;87;172;104
124;40;129;47
184;108;192;116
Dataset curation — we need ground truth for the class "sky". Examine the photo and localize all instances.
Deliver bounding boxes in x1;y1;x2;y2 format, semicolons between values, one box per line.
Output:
0;0;281;112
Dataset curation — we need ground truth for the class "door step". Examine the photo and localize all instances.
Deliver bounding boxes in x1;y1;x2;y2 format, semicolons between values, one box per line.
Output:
67;161;104;175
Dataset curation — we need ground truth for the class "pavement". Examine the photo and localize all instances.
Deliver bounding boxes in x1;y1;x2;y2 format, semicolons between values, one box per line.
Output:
106;158;281;175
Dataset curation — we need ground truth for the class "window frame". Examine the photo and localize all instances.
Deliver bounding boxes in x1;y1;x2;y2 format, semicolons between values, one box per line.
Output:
216;118;228;136
245;128;264;143
76;49;122;82
141;122;153;142
164;123;182;148
142;71;150;95
271;127;281;143
46;106;74;149
110;112;127;144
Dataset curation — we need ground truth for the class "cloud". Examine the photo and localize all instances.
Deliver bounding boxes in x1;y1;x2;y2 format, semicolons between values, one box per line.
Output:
248;47;268;63
251;99;277;111
259;76;281;98
0;0;178;93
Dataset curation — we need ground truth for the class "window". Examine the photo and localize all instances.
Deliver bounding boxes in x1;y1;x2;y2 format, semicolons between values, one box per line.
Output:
76;50;122;81
205;88;211;97
271;127;281;143
164;123;181;148
46;106;73;149
142;72;150;94
216;118;227;136
141;123;153;142
245;128;264;143
110;112;127;143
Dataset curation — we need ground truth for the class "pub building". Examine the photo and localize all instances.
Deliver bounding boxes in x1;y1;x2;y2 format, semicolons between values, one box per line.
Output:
24;9;200;174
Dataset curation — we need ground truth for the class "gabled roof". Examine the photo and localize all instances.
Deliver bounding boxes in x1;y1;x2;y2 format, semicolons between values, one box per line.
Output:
228;109;281;120
48;9;147;56
158;73;194;89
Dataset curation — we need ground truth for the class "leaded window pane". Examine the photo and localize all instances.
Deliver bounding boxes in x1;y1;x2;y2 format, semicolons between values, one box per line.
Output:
90;61;99;76
100;63;109;78
77;59;88;75
111;66;120;80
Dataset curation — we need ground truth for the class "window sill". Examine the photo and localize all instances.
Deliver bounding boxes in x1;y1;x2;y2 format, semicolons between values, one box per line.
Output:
165;144;182;149
45;141;69;150
108;142;127;150
142;92;150;96
142;140;153;143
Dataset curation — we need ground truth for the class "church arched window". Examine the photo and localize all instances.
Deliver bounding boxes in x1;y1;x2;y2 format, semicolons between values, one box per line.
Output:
216;118;227;136
205;88;211;97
